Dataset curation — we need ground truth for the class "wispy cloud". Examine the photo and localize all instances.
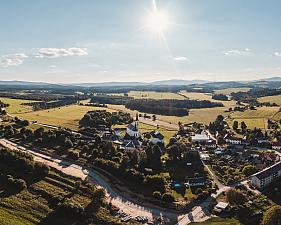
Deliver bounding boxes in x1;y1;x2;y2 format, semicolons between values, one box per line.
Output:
0;53;28;68
274;52;281;57
36;47;88;58
174;56;188;61
224;48;251;56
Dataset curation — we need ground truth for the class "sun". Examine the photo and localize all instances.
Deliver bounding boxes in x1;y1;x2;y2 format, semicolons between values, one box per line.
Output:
145;0;170;34
146;10;169;33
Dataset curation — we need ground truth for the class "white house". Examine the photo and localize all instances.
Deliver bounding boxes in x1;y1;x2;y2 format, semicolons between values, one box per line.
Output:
126;121;140;138
251;162;281;190
191;133;210;143
214;202;229;213
224;134;243;145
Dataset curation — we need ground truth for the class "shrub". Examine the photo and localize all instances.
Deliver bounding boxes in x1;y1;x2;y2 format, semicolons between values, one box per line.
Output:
262;205;281;225
226;189;246;206
152;191;162;200
161;193;175;203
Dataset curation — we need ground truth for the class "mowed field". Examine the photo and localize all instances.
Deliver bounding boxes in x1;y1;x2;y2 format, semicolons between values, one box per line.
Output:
227;107;281;130
214;87;251;95
16;105;116;130
258;95;281;106
128;91;185;100
107;90;238;126
108;104;234;126
0;97;39;114
179;91;236;108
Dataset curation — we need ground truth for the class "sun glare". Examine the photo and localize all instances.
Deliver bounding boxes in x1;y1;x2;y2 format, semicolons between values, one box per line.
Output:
145;0;170;34
146;10;169;33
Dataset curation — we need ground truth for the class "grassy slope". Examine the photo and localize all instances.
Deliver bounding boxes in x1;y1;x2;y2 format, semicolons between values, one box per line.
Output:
16;105;116;130
0;97;39;114
128;91;185;100
0;165;129;225
258;95;281;106
214;88;251;95
227;107;281;130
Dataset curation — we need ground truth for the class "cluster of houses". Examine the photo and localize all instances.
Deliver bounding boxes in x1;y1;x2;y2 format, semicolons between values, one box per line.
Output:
101;118;165;152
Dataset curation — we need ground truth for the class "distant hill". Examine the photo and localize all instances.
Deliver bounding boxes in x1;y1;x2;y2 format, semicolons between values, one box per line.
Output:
73;79;209;87
150;79;208;85
72;82;146;87
0;76;280;89
0;80;49;86
256;76;281;82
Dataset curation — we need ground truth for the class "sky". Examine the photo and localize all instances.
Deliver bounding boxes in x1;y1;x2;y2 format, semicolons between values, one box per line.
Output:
1;0;281;83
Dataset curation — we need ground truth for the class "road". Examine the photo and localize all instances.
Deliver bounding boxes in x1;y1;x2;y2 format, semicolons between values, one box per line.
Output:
0;138;180;224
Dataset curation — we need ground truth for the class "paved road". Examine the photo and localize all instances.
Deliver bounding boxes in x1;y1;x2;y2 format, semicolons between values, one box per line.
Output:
0;138;180;224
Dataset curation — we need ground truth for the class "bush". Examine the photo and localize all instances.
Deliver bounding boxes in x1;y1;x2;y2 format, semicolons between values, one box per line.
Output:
6;175;27;192
152;191;162;200
226;189;246;206
144;175;166;192
161;193;175;203
262;205;281;225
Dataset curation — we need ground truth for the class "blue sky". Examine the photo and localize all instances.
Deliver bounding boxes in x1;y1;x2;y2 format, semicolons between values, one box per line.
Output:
1;0;281;83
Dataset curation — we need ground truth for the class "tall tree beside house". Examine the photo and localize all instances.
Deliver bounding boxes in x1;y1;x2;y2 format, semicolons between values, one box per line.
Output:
233;121;239;130
226;189;246;206
241;121;247;131
262;205;281;225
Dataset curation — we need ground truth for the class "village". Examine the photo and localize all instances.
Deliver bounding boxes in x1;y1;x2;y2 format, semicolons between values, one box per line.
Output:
1;102;281;224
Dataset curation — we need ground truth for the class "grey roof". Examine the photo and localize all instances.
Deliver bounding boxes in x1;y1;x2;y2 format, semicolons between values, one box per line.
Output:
124;140;141;148
150;131;164;140
253;162;281;180
127;123;138;132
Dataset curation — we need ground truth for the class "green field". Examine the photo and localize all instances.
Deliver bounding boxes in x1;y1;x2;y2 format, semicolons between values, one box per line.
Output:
108;103;236;126
179;91;213;101
214;88;251;95
0;97;39;114
227;107;281;130
16;105;116;130
258;95;281;106
128;91;185;100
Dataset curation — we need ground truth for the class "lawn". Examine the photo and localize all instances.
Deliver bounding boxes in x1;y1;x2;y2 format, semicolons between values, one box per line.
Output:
16;104;117;130
0;97;39;114
258;95;281;106
189;217;241;225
